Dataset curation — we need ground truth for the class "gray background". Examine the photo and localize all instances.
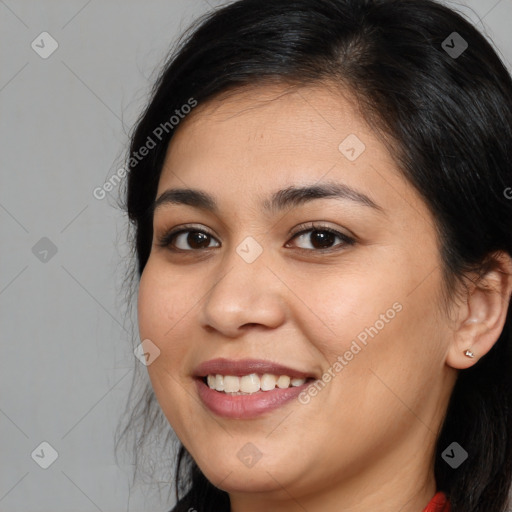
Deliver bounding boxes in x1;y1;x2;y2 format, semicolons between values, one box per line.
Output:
1;1;511;511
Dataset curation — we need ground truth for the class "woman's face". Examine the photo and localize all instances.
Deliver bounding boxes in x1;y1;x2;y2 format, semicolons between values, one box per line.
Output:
138;85;457;510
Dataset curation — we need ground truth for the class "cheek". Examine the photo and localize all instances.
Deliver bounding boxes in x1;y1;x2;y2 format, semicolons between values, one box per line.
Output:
137;260;197;395
283;260;404;361
137;260;189;341
289;249;445;408
137;262;197;429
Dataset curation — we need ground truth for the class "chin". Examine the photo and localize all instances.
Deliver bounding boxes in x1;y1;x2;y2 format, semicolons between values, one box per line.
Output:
196;455;295;493
214;471;288;494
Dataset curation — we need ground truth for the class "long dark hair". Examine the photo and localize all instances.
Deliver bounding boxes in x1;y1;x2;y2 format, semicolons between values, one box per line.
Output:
116;1;512;510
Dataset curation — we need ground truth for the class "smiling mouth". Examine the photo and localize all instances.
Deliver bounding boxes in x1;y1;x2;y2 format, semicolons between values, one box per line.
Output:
200;374;316;395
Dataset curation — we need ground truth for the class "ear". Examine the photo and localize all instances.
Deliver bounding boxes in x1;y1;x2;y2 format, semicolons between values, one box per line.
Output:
446;251;512;370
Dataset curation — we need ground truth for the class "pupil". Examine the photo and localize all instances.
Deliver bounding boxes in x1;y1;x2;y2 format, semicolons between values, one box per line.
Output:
188;232;210;249
311;230;334;249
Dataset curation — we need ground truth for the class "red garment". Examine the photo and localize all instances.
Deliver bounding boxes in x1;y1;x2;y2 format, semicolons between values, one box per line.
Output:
423;492;451;512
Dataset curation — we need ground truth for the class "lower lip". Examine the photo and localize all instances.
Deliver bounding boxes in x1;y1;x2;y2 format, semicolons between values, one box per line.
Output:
195;378;313;419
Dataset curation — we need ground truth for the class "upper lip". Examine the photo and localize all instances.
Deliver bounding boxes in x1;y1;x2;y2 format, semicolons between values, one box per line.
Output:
194;358;317;379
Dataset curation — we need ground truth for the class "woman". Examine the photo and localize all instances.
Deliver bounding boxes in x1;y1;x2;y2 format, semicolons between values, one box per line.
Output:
117;1;512;510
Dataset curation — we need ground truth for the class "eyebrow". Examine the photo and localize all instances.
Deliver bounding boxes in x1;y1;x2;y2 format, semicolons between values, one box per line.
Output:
151;181;384;216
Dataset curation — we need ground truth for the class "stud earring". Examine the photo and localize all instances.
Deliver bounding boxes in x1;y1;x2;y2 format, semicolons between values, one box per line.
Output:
464;349;475;358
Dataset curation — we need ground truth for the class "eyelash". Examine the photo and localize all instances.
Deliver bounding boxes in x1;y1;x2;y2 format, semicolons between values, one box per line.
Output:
156;222;356;254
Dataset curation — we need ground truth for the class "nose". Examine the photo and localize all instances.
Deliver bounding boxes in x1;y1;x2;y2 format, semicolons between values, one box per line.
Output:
198;244;287;337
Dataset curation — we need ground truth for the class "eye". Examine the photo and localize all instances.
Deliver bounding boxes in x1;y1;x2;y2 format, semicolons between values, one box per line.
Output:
156;222;355;253
285;223;355;252
157;225;220;251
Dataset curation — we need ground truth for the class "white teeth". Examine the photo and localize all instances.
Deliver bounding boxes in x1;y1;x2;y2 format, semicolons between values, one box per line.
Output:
276;375;291;389
223;375;240;392
205;373;307;393
260;373;277;391
240;374;260;393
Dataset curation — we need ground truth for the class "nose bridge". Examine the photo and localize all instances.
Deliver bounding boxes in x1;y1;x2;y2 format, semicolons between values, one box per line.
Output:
199;236;286;335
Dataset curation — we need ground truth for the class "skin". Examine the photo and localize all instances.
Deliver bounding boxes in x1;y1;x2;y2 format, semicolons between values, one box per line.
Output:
137;84;512;512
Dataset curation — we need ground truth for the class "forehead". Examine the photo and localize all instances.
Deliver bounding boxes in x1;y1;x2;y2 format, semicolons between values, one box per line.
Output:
156;84;424;220
163;84;370;166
